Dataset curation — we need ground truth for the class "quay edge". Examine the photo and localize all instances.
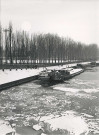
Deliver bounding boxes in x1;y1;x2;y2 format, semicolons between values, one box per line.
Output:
0;75;38;91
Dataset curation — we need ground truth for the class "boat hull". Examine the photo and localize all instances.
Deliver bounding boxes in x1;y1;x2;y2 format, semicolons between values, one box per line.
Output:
39;76;50;81
39;68;84;83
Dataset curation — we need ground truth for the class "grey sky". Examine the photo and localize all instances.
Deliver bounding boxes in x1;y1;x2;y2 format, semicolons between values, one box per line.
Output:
1;0;99;45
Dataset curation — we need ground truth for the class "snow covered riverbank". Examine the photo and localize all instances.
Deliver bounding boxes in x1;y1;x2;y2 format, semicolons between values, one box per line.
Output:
0;68;43;85
0;62;90;89
0;63;77;86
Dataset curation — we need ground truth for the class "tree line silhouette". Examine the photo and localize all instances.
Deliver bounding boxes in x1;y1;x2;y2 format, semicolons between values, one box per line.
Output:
0;23;99;65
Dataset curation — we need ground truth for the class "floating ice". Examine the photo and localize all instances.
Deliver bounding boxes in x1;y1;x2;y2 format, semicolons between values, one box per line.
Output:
33;124;42;131
0;120;15;135
41;133;47;135
53;87;80;93
82;88;99;93
53;86;99;94
37;111;89;135
81;113;94;118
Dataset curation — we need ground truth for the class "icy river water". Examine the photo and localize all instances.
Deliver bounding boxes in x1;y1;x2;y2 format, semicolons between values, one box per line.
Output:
0;67;99;135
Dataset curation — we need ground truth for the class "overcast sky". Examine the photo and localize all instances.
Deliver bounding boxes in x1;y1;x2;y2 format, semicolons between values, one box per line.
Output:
1;0;99;45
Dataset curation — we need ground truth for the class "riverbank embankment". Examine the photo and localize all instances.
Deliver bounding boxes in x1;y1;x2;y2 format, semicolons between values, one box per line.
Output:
0;68;43;91
0;62;78;91
0;61;99;91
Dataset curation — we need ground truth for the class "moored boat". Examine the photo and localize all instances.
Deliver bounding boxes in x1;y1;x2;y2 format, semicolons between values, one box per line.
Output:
50;68;70;81
38;69;52;82
39;66;84;83
69;67;84;77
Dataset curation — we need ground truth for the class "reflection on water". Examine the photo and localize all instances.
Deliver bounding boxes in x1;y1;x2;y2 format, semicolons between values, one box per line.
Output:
0;67;99;135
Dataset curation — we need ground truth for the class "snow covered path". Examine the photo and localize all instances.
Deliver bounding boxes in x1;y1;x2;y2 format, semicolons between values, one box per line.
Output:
0;68;43;85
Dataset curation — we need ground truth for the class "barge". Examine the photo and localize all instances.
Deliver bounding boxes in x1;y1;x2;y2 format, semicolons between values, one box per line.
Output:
39;66;84;83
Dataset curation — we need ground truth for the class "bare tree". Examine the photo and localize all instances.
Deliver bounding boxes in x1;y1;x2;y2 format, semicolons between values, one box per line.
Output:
0;23;3;65
3;22;99;66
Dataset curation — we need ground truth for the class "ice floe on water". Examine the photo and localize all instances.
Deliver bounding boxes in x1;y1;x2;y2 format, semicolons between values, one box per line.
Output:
53;87;80;93
81;113;94;118
19;83;41;89
64;78;99;89
33;110;89;135
82;88;99;93
53;86;99;94
0;119;16;135
52;86;98;100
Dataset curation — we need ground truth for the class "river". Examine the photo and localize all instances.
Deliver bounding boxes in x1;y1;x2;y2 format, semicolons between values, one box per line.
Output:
0;67;99;135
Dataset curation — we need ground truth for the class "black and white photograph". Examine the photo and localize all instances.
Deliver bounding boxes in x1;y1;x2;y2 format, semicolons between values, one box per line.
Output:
0;0;99;135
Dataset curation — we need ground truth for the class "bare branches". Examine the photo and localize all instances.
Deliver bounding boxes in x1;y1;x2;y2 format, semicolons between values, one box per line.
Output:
0;23;99;66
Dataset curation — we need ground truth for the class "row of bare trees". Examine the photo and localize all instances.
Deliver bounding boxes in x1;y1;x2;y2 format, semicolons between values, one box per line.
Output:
0;23;99;65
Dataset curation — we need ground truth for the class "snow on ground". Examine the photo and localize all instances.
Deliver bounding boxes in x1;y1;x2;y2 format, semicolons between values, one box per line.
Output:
0;62;85;85
0;68;43;85
0;64;74;85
